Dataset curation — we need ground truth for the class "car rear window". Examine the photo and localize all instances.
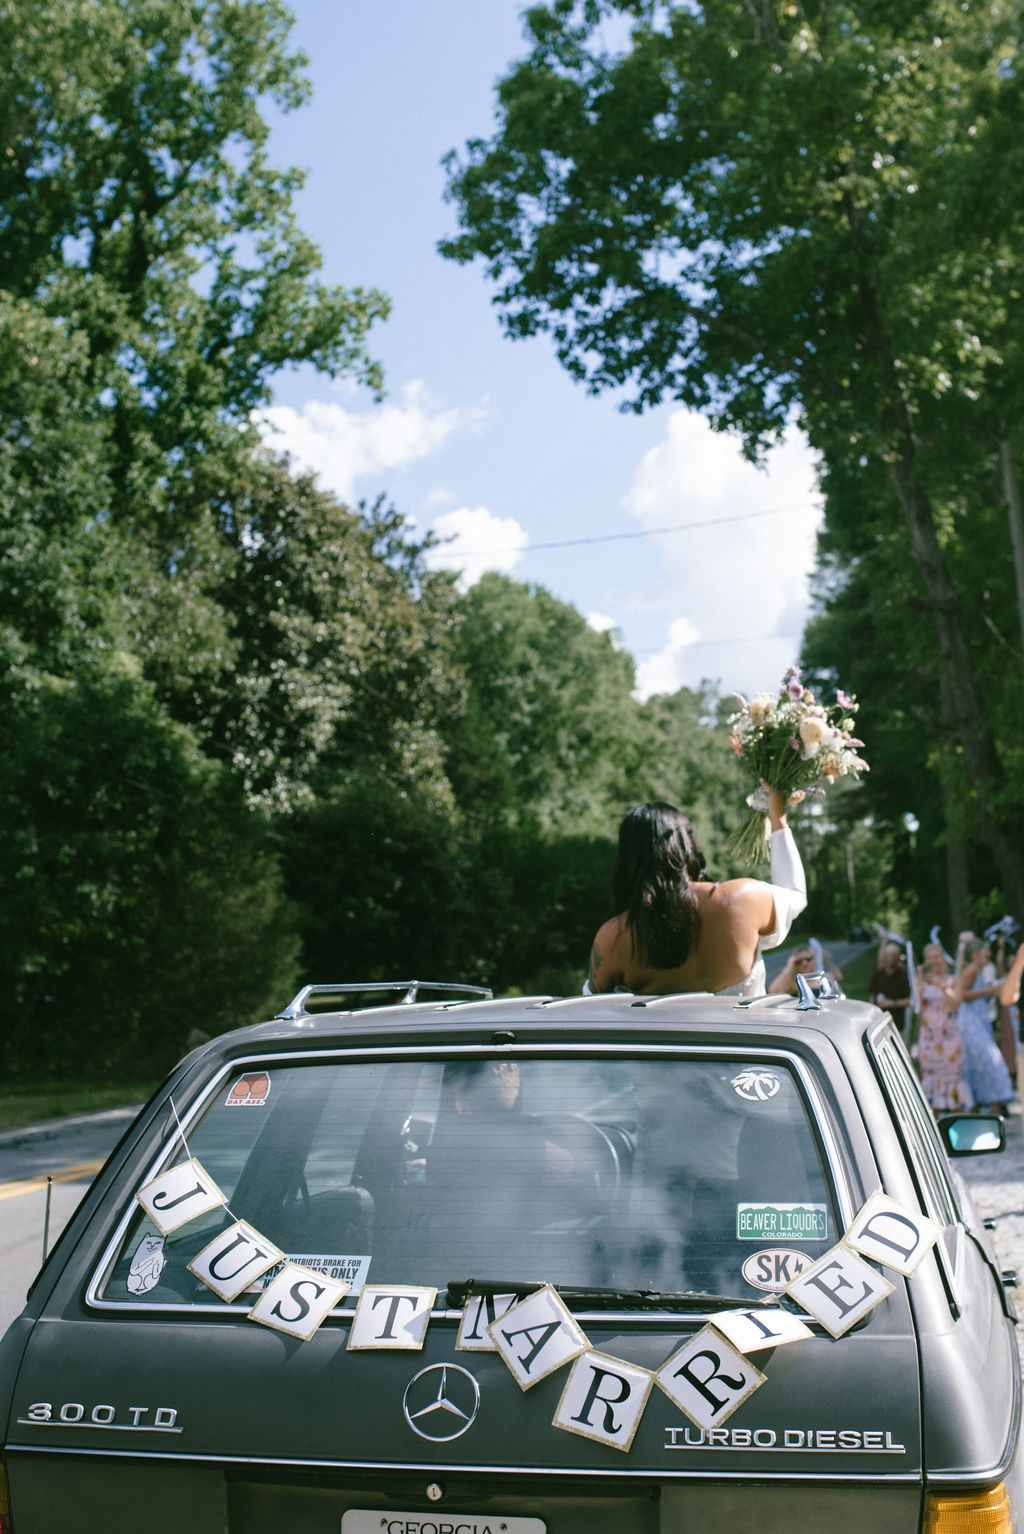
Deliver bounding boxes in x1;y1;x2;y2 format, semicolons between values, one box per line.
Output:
94;1051;839;1310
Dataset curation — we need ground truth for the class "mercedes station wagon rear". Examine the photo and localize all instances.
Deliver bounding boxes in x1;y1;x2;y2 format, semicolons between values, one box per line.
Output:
0;984;1019;1533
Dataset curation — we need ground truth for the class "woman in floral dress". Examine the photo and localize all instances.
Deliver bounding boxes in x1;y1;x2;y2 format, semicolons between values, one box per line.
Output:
916;944;973;1114
955;938;1014;1113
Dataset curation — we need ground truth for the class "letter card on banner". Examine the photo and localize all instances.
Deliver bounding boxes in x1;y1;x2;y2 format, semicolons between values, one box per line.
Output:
136;1158;227;1236
844;1191;942;1277
347;1286;437;1350
489;1284;589;1390
188;1220;284;1302
707;1307;813;1354
655;1324;766;1431
457;1292;519;1351
553;1351;654;1451
248;1262;351;1341
785;1244;894;1338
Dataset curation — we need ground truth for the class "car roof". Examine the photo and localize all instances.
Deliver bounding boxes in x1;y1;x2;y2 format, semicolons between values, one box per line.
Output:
186;990;885;1068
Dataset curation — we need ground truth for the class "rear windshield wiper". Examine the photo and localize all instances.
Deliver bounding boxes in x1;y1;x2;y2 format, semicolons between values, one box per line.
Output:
446;1277;765;1313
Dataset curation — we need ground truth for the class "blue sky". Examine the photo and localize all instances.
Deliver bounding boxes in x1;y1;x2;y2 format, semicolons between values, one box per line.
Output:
260;0;823;700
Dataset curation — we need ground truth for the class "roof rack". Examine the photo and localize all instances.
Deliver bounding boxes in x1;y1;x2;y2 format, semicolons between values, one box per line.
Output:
275;980;494;1019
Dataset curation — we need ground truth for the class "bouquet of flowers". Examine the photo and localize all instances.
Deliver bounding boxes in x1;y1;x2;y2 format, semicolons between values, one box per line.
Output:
727;669;868;866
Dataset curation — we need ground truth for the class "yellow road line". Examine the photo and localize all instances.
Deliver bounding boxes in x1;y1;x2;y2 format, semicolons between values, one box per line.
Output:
0;1160;105;1202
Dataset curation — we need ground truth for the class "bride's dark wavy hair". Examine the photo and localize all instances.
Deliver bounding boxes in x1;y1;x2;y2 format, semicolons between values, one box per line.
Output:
612;802;707;969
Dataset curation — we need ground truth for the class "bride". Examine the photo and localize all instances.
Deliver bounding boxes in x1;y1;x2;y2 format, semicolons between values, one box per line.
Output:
586;786;805;998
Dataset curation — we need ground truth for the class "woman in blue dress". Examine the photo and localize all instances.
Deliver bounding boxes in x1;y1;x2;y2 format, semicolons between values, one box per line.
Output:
955;938;1013;1112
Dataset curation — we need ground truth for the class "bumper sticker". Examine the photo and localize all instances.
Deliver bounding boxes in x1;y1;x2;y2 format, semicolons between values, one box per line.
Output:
737;1202;828;1241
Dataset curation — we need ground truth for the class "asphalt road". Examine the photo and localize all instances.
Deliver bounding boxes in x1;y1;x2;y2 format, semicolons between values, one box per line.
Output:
0;1107;141;1337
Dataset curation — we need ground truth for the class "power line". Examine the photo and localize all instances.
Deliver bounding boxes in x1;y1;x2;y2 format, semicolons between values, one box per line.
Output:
632;631;802;655
441;502;807;558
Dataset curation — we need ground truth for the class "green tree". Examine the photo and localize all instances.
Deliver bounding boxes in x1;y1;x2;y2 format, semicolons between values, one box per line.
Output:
442;0;1024;909
448;570;643;833
0;0;420;1073
0;0;387;486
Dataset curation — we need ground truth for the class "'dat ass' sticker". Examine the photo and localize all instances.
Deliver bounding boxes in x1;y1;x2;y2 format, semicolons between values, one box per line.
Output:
225;1072;271;1107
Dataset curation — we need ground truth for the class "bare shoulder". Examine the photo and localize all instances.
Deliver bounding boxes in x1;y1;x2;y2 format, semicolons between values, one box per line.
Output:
711;875;773;906
594;913;628;947
708;876;776;929
588;914;630;992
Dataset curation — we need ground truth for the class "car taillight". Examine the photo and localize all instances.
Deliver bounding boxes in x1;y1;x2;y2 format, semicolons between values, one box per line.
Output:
923;1484;1013;1532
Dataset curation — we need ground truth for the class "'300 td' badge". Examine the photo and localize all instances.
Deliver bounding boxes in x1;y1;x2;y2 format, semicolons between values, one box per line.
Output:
742;1248;813;1292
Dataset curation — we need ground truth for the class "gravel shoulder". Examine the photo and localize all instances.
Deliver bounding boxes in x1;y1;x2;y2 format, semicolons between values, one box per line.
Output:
956;1103;1024;1358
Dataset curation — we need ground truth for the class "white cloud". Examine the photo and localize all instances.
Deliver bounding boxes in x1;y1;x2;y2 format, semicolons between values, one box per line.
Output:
257;381;486;501
634;617;703;700
422;505;528;589
586;611;616;633
623;412;822;699
586;612;627;650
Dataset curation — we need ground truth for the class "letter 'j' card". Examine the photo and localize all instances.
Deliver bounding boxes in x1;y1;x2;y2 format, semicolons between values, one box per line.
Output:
136;1157;227;1235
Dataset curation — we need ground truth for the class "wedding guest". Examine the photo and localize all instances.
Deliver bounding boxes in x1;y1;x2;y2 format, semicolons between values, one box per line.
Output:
767;939;842;995
768;946;816;995
999;941;1024;1013
916;944;973;1116
990;933;1017;1076
586;786;805;998
955;938;1013;1114
870;940;912;1036
999;941;1024;1085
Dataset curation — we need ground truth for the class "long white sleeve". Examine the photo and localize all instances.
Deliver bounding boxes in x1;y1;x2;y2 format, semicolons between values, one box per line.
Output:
758;827;807;952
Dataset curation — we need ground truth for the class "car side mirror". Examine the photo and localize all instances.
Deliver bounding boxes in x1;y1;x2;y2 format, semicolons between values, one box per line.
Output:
938;1114;1006;1156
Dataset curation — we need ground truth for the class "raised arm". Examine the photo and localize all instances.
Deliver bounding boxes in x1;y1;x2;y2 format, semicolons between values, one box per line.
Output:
1000;945;1024;1008
757;788;807;949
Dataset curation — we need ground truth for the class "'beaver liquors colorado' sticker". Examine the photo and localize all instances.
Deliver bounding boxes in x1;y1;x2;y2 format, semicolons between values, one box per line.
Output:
737;1203;828;1241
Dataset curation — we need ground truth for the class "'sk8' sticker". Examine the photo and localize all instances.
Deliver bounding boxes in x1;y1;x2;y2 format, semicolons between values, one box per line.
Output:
741;1248;814;1292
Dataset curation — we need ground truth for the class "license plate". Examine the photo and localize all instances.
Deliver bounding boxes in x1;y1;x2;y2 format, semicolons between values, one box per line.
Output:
341;1513;546;1534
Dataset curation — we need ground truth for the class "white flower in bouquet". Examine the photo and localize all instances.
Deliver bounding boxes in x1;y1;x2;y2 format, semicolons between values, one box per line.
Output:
798;714;828;757
727;670;868;865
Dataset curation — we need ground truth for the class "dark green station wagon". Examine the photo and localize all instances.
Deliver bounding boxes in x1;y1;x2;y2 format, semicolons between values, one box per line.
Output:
0;978;1019;1533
